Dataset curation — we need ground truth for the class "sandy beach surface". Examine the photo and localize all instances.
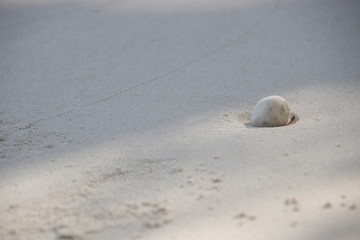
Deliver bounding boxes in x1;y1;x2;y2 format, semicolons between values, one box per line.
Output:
1;0;360;239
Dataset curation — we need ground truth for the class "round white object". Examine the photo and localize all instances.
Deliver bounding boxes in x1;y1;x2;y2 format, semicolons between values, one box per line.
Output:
251;96;293;127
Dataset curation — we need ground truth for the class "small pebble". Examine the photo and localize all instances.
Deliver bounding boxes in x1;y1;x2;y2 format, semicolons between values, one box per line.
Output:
349;204;356;211
323;202;332;209
235;213;247;219
212;178;222;183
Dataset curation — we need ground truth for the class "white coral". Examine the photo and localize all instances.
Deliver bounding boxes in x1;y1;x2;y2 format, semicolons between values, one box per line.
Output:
251;96;293;127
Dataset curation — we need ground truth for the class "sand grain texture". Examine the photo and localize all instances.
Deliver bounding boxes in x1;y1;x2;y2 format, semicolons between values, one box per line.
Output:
1;0;360;239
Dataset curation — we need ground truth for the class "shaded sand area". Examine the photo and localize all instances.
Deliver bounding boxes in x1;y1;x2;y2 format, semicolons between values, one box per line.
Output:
1;0;359;239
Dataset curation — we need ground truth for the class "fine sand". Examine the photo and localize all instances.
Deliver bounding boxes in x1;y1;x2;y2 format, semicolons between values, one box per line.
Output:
1;0;359;239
